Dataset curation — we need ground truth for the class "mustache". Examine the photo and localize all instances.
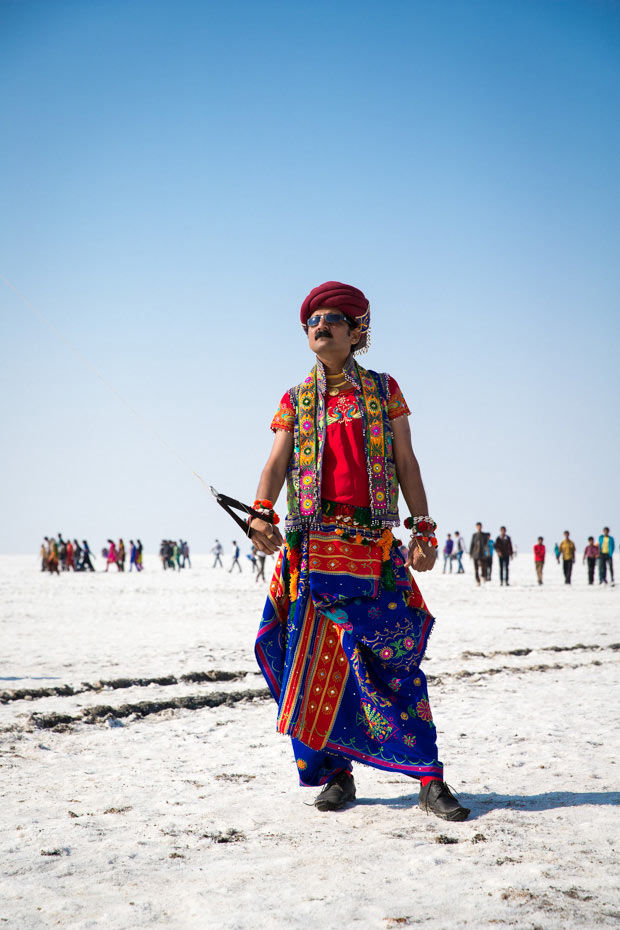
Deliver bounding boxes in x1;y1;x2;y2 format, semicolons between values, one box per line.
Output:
314;329;332;338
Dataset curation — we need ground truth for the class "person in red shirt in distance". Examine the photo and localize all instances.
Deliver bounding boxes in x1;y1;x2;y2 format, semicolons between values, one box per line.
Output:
533;537;546;585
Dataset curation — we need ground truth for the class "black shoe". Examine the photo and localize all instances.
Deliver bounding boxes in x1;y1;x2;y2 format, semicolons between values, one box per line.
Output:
314;770;356;811
419;781;470;821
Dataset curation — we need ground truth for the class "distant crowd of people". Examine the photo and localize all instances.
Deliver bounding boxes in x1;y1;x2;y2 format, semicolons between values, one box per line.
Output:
211;539;269;582
548;527;615;586
40;535;96;573
466;524;515;585
102;539;144;571
159;539;191;570
441;531;467;574
442;525;514;584
40;535;144;573
441;523;615;587
41;526;615;588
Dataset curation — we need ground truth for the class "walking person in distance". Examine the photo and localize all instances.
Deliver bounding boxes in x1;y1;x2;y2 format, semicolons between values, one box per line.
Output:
533;537;545;585
583;537;599;585
558;530;576;584
469;522;490;586
598;527;615;585
495;526;514;586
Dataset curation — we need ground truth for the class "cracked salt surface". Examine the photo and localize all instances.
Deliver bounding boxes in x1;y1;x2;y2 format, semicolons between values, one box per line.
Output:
0;553;618;929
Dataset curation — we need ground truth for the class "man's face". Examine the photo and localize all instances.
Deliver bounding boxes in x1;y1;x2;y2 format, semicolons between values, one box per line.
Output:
500;528;506;537
306;306;360;355
476;523;482;531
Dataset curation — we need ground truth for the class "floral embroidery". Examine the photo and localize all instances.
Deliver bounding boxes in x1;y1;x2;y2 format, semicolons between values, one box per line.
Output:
359;371;388;515
402;733;417;747
377;637;415;661
389;678;402;691
297;759;307;770
298;373;320;518
416;698;433;722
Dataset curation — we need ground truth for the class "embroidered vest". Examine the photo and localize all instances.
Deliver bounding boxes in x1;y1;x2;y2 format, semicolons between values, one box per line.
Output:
285;358;400;531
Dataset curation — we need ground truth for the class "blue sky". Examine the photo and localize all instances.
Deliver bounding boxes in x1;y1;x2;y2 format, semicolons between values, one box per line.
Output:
1;0;619;555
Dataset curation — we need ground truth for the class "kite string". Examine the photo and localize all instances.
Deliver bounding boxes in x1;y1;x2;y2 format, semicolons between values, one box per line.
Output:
0;271;210;492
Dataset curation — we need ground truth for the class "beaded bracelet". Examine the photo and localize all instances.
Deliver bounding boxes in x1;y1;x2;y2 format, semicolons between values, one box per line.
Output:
253;499;280;525
403;515;437;534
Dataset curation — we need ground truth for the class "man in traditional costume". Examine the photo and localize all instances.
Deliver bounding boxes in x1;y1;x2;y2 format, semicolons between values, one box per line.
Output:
250;282;469;821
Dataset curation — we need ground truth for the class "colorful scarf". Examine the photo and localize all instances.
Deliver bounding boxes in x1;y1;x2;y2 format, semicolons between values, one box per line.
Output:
287;358;398;531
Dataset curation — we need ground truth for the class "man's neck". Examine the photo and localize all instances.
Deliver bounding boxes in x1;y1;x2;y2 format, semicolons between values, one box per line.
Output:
315;351;352;374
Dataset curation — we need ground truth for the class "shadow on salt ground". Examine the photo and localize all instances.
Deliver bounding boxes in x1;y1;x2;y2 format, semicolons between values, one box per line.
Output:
354;794;417;809
471;790;620;815
352;791;620;819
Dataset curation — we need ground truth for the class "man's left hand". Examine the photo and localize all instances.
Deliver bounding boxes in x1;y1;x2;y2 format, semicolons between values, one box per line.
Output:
405;539;438;572
249;517;283;555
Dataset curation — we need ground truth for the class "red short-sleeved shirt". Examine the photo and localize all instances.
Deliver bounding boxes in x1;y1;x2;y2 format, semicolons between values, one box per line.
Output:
271;376;410;507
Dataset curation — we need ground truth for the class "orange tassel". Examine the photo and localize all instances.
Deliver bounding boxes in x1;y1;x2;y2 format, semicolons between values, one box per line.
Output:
290;570;299;601
377;528;393;562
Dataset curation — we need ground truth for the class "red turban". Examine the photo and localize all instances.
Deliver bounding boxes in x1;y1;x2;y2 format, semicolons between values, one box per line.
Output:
300;281;369;326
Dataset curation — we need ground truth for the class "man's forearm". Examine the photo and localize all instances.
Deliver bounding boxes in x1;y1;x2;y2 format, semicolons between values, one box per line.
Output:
255;461;287;505
254;430;294;507
391;416;431;519
396;453;429;518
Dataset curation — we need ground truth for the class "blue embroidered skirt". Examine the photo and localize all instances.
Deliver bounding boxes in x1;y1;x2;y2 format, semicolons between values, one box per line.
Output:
255;521;443;786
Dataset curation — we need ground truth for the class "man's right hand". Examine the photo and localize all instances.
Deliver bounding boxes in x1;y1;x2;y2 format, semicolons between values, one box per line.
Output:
249;517;284;555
